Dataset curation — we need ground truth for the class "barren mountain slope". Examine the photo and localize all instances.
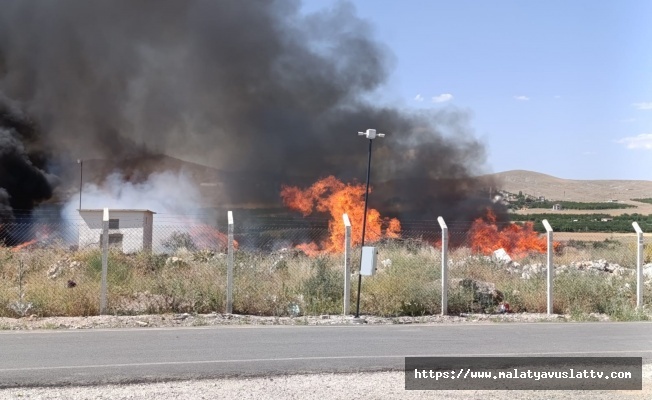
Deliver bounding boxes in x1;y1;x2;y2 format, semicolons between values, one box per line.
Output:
488;170;652;215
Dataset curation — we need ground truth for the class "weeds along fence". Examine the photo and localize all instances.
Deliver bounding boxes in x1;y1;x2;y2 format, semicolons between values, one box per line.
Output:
0;211;650;319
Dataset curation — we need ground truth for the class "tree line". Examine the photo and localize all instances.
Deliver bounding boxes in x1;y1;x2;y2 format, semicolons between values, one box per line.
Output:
504;192;635;210
513;213;652;233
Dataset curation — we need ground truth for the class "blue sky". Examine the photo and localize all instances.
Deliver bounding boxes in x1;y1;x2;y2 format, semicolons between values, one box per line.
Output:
302;1;652;180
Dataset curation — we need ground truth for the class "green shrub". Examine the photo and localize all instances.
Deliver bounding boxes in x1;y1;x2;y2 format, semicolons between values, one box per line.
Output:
302;256;342;315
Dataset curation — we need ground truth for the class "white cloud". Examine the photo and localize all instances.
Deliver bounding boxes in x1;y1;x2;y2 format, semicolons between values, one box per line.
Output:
617;133;652;149
514;95;529;101
432;93;453;103
414;94;424;102
633;102;652;110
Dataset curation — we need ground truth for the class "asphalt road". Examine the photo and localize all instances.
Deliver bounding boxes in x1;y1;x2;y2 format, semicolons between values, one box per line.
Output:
1;322;651;388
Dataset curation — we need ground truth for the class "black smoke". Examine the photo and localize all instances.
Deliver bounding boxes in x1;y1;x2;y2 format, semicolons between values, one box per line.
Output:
0;97;54;217
0;0;505;233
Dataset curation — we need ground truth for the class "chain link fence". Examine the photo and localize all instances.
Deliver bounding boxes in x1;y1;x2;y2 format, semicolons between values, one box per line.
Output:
0;212;649;319
443;223;650;317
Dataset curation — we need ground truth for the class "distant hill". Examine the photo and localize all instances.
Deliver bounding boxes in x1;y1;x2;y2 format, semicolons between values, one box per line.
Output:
486;170;652;216
49;160;652;215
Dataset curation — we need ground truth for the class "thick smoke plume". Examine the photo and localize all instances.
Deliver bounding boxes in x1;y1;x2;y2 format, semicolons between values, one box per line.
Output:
0;0;503;237
0;97;54;221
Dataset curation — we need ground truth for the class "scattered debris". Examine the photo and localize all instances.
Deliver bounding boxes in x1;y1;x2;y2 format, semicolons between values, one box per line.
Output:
504;260;646;280
173;313;191;321
288;303;301;317
492;248;512;263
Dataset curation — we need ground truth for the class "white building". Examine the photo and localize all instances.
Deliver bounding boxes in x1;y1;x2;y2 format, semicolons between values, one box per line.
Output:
78;209;155;253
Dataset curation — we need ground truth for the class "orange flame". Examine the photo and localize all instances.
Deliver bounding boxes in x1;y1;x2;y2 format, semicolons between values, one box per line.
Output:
12;239;37;252
295;242;320;257
281;176;401;253
10;224;52;252
187;222;238;251
468;209;558;257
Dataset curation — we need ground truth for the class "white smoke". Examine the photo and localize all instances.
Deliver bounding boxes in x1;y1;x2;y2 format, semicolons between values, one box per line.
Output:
60;170;220;253
62;170;205;217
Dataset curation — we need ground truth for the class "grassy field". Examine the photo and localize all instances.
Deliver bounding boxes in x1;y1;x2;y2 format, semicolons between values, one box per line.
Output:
1;238;650;321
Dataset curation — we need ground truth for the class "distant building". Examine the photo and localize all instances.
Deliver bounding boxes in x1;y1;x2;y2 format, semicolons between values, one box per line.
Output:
78;209;155;253
601;218;613;222
552;203;563;210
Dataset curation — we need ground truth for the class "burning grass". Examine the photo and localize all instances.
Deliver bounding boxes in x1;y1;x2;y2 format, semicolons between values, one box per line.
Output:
0;238;649;320
467;209;561;256
281;176;401;253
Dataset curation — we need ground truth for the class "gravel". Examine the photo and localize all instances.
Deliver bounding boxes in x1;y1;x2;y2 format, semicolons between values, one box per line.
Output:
0;311;606;331
2;369;651;400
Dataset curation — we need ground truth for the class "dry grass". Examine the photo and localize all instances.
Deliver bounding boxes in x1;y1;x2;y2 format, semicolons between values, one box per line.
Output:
0;239;649;320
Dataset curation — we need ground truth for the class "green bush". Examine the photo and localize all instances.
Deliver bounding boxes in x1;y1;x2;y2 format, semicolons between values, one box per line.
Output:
84;250;133;286
302;256;342;315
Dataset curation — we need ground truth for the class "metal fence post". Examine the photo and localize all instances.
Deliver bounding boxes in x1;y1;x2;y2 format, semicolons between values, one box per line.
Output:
226;211;234;314
437;217;448;316
633;222;644;309
542;219;554;315
100;208;109;315
343;213;352;315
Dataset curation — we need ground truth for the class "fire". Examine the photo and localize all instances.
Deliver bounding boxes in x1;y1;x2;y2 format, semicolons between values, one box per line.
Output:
9;224;52;252
468;209;556;257
281;176;401;253
11;239;37;252
295;242;320;257
187;222;238;252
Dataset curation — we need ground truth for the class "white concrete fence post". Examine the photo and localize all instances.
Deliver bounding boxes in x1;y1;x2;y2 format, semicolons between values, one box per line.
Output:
100;208;109;315
227;211;234;314
343;213;352;315
633;222;644;309
542;219;554;315
437;217;448;316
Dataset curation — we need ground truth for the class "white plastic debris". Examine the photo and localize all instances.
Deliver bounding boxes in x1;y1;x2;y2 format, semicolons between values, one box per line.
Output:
493;248;512;263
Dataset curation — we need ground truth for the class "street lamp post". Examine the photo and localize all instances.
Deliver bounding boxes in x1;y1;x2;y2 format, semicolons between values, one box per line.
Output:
354;129;385;320
77;159;83;210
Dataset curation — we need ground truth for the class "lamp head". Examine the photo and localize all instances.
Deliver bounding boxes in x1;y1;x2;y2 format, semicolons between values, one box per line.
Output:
357;129;385;139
